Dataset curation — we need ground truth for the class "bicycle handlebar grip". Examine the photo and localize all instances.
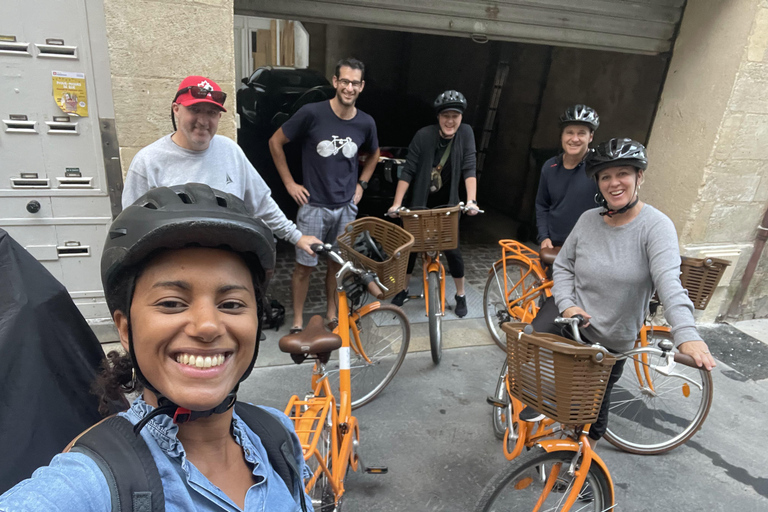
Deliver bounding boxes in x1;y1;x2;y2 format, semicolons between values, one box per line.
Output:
310;243;326;253
366;280;384;299
673;352;702;369
572;314;587;327
361;272;384;299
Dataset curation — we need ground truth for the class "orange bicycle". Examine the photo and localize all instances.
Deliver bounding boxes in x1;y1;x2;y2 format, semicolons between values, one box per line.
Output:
394;203;482;364
483;240;555;351
279;244;399;510
485;241;722;454
477;317;709;511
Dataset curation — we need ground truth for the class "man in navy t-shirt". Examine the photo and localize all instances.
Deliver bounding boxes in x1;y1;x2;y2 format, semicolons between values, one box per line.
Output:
270;58;379;331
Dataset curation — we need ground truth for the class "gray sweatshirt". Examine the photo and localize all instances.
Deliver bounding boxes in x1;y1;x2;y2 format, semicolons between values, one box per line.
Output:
552;204;701;352
122;134;302;244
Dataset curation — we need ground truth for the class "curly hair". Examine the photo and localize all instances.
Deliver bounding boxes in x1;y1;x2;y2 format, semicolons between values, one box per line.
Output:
91;350;141;417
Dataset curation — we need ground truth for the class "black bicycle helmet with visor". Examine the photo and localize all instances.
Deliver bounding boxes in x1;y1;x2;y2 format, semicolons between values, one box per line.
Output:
101;183;276;433
434;90;467;114
585;138;648;216
559;104;600;132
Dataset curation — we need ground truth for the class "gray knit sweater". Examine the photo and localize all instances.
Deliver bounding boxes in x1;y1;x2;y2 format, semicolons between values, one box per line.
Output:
122;134;302;244
552;204;701;352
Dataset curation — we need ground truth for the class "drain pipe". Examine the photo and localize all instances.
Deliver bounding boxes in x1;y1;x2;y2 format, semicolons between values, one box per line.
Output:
725;203;768;319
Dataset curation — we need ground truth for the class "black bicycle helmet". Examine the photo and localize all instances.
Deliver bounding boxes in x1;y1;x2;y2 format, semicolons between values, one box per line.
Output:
559;104;600;131
585;138;648;179
434;90;467;114
101;183;276;432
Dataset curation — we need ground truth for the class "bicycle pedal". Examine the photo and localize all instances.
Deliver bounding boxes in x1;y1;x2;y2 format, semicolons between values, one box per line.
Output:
486;395;508;408
364;466;388;474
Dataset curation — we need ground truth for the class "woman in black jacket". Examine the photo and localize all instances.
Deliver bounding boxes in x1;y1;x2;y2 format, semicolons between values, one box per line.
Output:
387;90;480;317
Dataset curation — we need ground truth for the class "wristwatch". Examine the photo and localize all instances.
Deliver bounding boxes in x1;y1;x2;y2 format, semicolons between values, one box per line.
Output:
357;180;368;191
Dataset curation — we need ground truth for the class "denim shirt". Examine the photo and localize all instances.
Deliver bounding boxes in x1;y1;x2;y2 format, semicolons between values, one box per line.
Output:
0;397;313;512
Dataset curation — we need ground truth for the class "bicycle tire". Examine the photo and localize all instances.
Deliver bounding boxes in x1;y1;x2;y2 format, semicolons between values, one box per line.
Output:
474;446;612;512
326;304;410;409
428;271;442;364
483;259;542;351
491;360;509;439
604;330;714;454
304;408;335;511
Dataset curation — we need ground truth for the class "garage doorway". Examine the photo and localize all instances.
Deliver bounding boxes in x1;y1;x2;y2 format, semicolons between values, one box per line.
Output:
234;18;672;242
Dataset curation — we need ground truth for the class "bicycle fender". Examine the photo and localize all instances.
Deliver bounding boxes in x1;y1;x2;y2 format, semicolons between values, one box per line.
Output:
535;439;615;507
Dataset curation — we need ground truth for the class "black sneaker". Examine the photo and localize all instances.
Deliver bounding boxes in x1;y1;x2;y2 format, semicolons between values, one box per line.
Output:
391;288;409;307
454;294;468;318
518;406;546;422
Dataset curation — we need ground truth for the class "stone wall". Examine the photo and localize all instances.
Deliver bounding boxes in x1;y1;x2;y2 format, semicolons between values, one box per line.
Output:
647;0;768;321
103;0;237;179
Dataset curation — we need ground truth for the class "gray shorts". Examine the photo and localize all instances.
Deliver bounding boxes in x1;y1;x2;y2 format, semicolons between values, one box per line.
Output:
296;202;358;266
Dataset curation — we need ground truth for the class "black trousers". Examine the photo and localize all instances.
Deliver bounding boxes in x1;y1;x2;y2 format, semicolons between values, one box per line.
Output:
406;246;465;279
531;296;626;440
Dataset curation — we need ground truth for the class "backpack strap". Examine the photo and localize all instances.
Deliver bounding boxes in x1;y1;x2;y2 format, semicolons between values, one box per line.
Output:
234;402;308;512
68;416;164;512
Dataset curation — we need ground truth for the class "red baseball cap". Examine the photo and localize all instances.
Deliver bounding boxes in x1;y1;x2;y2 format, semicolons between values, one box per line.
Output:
173;75;227;112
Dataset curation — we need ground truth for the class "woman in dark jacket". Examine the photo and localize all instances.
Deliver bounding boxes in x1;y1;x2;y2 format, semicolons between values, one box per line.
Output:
387;90;480;317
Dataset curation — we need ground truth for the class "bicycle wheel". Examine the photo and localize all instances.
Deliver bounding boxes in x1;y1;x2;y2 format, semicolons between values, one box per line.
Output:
428;271;442;364
483;259;541;351
474;446;611;512
327;304;410;409
304;408;336;511
604;330;714;454
491;360;510;439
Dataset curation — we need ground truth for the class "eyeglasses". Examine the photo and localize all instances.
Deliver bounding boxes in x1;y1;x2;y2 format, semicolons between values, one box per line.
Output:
174;86;227;105
336;78;363;89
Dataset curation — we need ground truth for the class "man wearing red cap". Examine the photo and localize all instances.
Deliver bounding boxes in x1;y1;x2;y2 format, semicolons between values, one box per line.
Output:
122;75;320;255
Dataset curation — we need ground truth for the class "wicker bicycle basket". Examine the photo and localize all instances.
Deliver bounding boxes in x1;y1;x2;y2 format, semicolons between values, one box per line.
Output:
502;323;617;425
337;217;414;299
679;256;730;310
398;205;461;252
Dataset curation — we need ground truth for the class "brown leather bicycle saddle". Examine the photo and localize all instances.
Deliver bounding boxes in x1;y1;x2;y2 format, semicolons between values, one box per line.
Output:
539;246;561;266
278;315;342;355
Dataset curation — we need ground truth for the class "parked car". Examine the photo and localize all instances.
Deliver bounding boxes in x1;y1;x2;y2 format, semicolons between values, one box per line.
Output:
237;66;333;134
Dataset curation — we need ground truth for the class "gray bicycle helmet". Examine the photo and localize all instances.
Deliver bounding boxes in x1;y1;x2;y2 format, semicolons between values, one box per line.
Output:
434;90;467;114
585;138;648;179
101;183;275;431
559;104;600;131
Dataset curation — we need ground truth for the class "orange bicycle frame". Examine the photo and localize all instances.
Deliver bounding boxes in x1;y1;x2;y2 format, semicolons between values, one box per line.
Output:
491;240;551;322
421;252;446;318
284;289;358;502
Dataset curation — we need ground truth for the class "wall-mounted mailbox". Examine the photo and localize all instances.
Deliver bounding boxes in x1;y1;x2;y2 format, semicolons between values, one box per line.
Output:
35;43;77;59
45;120;79;134
11;173;50;189
57;241;90;257
56;168;92;188
3;118;37;133
0;39;31;56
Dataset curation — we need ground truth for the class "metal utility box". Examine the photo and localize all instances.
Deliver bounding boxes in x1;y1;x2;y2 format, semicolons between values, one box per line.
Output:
1;0;122;339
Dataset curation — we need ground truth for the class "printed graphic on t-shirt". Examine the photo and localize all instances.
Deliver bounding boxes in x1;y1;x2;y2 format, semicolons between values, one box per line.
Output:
316;135;358;159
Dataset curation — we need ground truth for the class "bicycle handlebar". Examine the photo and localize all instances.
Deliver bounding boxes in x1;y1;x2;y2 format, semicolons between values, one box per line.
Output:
385;202;484;218
552;316;706;370
312;243;389;296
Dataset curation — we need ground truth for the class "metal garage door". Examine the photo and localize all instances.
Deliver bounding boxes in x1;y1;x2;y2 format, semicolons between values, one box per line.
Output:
235;0;685;55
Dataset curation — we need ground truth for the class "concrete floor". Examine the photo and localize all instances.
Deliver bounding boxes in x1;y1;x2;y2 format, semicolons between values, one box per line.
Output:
242;341;768;511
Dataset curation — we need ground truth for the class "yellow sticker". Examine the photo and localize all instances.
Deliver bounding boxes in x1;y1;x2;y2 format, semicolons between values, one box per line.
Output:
52;70;88;117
